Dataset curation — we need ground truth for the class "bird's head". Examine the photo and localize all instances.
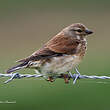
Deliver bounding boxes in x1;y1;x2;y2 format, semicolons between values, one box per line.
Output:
63;23;93;38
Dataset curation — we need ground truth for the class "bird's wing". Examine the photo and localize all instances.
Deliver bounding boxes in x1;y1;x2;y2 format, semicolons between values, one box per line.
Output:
46;33;80;54
17;34;80;62
17;47;62;62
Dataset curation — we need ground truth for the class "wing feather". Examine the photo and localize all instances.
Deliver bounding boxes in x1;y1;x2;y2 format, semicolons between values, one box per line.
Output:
46;34;80;54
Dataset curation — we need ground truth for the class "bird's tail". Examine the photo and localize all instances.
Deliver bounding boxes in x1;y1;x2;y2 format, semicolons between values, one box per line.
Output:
6;61;29;74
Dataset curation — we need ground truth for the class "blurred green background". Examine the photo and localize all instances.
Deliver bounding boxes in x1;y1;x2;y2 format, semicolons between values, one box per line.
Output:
0;0;110;110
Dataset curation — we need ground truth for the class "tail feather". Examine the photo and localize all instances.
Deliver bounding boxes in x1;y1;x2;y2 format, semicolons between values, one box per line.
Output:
6;61;28;74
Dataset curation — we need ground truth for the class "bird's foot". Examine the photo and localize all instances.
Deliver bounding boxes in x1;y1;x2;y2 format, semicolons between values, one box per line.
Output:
47;76;54;82
61;74;69;84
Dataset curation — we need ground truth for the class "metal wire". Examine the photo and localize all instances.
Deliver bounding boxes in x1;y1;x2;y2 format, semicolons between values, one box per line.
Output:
0;72;110;84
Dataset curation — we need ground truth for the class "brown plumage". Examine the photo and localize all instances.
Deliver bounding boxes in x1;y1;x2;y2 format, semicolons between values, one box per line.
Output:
6;23;93;83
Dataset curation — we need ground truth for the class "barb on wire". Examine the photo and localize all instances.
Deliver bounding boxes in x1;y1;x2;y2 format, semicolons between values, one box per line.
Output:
0;72;110;84
0;73;43;84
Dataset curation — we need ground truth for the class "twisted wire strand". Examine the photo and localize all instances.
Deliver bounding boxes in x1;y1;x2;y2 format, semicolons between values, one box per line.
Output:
0;72;110;84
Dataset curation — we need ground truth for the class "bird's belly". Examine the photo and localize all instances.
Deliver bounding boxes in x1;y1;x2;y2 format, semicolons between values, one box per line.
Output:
40;55;81;75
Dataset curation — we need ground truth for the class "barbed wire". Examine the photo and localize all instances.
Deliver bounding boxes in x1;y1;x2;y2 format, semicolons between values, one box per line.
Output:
0;72;110;84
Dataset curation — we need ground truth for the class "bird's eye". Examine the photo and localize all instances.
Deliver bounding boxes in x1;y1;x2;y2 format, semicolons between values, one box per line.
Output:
77;29;83;32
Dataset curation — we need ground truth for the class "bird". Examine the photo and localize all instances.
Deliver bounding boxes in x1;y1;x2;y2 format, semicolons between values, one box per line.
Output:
6;23;93;83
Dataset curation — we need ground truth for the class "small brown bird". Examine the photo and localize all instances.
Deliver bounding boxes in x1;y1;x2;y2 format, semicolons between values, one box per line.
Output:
6;23;93;83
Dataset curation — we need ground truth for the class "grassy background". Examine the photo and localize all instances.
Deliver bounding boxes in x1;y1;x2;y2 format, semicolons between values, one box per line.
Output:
0;0;110;110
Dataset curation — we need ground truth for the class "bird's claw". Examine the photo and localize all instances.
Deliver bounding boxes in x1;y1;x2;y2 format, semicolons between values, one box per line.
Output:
47;76;54;82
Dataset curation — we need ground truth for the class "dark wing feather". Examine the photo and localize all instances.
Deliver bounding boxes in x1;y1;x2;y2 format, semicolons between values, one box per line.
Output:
17;47;63;62
18;34;80;62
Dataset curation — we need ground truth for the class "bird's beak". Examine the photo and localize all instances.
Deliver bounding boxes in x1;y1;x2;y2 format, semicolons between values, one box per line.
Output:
85;29;93;35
